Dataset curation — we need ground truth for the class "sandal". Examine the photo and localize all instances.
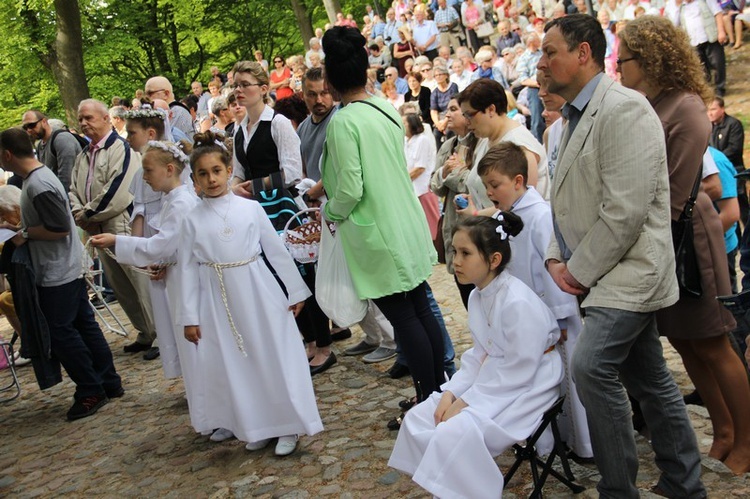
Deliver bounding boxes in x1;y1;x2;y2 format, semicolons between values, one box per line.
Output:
398;397;417;411
387;412;405;431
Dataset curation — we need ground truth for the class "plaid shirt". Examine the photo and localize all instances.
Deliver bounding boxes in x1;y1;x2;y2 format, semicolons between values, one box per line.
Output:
516;48;542;83
434;7;459;32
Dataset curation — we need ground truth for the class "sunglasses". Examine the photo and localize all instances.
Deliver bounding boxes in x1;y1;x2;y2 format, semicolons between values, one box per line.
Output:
22;119;42;130
274;60;283;63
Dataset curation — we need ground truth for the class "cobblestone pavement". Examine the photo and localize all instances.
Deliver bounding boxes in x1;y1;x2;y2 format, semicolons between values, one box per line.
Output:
1;264;749;498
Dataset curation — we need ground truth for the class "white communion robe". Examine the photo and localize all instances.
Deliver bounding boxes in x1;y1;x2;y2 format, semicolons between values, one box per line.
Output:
115;184;200;381
389;272;563;499
505;188;593;459
175;193;323;442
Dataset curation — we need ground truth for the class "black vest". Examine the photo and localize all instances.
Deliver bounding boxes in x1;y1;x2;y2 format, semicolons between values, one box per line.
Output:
234;114;280;181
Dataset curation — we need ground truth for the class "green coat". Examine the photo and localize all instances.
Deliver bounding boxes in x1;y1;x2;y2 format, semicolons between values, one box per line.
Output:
321;97;436;300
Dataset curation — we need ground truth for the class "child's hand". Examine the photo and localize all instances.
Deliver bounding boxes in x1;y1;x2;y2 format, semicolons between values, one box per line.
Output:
442;397;468;422
232;180;254;199
185;325;201;345
289;301;305;317
89;233;116;248
434;391;456;425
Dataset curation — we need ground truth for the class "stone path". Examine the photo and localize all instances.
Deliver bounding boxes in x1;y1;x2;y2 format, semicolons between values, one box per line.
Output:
1;264;749;498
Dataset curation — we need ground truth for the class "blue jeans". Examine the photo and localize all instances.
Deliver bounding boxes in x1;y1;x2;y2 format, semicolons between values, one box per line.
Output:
396;283;456;379
38;278;121;400
527;87;545;144
572;307;704;498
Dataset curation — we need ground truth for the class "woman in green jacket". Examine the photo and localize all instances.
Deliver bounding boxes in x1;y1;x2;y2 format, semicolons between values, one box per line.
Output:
321;26;445;404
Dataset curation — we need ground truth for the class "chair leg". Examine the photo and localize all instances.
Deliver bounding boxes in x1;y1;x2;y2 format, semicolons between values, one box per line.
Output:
0;343;21;402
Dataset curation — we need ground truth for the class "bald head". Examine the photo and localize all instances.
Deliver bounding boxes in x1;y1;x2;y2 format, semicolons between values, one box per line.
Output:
144;76;175;103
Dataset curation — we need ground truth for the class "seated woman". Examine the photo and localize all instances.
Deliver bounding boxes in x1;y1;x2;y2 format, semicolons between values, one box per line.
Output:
389;212;564;497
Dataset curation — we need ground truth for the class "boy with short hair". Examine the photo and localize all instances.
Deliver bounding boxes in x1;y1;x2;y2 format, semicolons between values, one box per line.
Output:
477;142;593;461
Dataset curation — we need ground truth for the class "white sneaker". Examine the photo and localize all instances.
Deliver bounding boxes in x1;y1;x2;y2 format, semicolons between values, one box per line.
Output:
209;428;234;442
274;435;298;456
12;351;31;367
244;438;272;451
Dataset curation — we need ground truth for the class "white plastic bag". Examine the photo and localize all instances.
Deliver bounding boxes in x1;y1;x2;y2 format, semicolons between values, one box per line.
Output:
315;220;368;327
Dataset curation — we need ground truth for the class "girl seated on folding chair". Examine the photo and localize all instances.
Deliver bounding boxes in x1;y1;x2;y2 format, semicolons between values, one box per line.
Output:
389;212;564;498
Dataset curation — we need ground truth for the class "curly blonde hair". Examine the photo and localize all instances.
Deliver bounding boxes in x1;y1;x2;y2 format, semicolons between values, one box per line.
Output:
618;16;712;103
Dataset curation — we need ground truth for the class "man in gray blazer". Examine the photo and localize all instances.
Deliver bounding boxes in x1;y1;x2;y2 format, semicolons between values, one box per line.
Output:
538;15;705;499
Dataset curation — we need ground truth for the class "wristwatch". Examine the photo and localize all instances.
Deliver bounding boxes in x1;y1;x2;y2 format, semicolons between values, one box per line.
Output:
20;228;29;240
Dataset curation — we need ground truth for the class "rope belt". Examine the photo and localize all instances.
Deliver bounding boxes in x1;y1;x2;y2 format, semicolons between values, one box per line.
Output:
199;255;259;356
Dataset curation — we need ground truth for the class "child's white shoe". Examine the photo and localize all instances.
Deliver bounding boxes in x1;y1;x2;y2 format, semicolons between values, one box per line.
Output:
274;435;298;456
245;438;272;451
209;428;234;442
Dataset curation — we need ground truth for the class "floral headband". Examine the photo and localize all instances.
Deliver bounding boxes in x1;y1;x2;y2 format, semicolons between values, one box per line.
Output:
146;140;190;169
122;106;167;120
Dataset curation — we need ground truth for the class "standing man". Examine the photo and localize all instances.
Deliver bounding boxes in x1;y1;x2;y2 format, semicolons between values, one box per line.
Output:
709;96;747;225
538;15;705;498
21;110;83;190
383;8;402;46
434;0;461;55
144;76;194;137
69;99;158;357
666;0;728;97
191;81;211;119
411;5;440;60
515;33;545;142
0;127;123;421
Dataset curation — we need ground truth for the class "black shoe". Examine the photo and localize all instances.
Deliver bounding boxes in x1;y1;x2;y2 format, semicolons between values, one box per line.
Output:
143;347;160;361
91;294;117;310
67;394;109;421
123;341;152;353
310;352;337;376
568;450;596;465
330;328;352;341
398;397;417;411
387;361;410;379
387;412;405;431
683;390;704;406
106;386;125;399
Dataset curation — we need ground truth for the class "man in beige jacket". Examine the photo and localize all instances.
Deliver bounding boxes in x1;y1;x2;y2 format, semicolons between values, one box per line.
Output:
538;15;705;499
70;99;157;356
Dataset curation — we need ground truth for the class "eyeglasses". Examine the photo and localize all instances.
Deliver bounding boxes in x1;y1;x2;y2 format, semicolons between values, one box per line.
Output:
145;88;168;97
616;56;637;67
22;119;42;130
231;82;263;90
274;60;283;63
421;68;431;73
462;109;481;120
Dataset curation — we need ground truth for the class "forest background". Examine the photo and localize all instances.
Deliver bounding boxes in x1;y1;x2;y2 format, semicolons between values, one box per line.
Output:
0;0;381;128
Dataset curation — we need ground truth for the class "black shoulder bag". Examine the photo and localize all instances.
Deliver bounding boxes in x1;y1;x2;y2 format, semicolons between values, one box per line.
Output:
671;169;703;298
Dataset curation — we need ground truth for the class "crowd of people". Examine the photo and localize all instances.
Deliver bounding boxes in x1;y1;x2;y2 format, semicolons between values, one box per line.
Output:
1;0;750;496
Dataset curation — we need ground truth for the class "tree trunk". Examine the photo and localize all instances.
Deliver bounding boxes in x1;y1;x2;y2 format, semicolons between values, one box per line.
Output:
290;0;314;49
322;0;342;25
53;0;90;125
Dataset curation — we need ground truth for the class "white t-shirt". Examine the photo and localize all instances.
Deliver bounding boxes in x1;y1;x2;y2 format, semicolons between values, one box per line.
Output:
405;131;437;196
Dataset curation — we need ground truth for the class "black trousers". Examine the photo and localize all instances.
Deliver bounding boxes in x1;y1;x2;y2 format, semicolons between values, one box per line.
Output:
373;281;444;402
696;41;726;97
295;263;332;348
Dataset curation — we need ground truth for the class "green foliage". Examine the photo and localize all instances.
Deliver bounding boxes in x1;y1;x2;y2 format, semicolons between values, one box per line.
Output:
0;0;388;128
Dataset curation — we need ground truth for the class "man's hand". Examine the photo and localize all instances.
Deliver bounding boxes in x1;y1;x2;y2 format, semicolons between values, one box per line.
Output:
232;180;253;199
547;260;587;296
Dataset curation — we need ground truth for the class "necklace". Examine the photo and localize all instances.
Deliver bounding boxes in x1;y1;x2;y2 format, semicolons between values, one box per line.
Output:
208;194;234;241
481;294;497;328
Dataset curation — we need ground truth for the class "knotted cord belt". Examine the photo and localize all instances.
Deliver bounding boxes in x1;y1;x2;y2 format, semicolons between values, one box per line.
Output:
198;255;259;356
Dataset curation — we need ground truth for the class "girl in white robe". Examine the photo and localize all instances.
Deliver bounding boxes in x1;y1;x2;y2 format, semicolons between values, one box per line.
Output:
477;142;593;459
175;132;323;456
90;141;199;382
389;212;564;498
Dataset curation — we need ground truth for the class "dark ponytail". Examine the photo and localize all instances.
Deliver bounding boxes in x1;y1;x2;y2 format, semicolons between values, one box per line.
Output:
453;211;524;274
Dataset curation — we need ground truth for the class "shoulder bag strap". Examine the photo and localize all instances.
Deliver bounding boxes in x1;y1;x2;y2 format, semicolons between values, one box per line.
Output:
351;100;401;129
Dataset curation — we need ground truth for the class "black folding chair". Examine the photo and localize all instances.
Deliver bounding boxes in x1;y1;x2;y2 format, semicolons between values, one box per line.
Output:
503;396;586;498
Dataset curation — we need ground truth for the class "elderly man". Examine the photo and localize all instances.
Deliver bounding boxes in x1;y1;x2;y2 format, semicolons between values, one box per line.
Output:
516;32;545;142
0;127;122;420
538;15;705;498
434;0;461;55
383;8;403;45
190;81;211;118
412;5;440;60
384;67;409;95
21;110;83;190
69;99;158;357
144;76;194;137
